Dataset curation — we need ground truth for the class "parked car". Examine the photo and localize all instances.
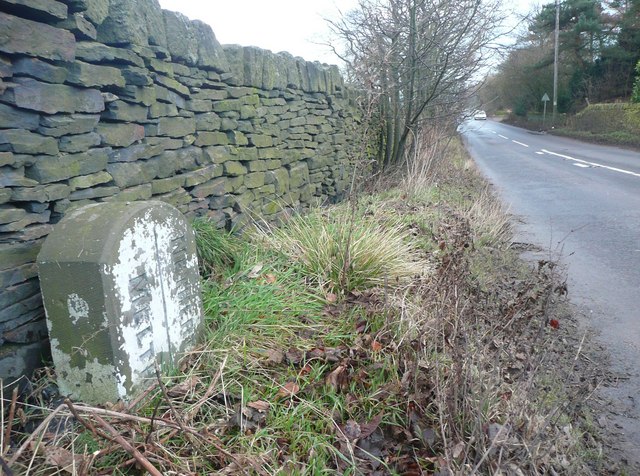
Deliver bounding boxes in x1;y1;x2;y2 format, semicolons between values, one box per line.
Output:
474;110;487;120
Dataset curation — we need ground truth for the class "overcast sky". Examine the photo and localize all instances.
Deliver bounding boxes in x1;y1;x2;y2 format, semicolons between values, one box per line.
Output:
157;0;542;66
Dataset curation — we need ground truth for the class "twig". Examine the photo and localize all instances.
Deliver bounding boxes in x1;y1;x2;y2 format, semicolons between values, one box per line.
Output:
126;382;159;411
0;455;14;476
92;415;162;476
64;399;110;442
3;388;18;455
7;403;65;466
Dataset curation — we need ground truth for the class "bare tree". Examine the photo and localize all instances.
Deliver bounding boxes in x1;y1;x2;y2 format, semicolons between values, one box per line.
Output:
329;0;507;167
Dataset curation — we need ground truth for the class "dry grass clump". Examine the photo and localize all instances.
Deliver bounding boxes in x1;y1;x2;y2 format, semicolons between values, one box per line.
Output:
255;207;427;294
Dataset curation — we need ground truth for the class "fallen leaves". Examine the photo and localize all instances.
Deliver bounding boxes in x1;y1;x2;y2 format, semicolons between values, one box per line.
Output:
277;381;300;399
549;318;560;329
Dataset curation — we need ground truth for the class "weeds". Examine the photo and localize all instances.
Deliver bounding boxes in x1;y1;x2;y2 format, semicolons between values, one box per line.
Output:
1;136;616;475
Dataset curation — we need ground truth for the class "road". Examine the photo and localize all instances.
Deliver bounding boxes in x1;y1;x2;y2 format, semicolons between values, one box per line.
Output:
460;119;640;464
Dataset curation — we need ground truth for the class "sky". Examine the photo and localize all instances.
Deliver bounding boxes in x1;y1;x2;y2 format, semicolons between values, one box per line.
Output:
157;0;542;66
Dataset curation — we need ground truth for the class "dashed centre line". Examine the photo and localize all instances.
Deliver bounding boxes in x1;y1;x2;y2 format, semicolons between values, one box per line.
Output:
541;149;640;178
535;151;545;155
512;140;529;148
498;134;508;139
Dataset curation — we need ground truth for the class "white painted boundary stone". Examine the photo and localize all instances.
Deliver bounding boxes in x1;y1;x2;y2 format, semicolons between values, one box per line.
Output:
37;201;203;403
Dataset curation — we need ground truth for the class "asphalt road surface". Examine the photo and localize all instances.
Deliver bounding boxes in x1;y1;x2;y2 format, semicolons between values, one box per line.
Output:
460;119;640;464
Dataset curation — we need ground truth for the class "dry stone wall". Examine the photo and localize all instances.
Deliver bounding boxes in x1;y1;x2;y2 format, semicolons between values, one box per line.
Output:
0;0;356;382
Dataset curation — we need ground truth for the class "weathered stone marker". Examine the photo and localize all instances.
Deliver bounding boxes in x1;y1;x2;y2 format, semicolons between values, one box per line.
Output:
37;201;203;403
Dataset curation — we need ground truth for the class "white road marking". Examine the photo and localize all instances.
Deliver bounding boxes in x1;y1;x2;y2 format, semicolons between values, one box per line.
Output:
573;163;590;168
490;130;497;134
512;140;529;148
498;134;508;139
541;149;640;178
535;151;545;155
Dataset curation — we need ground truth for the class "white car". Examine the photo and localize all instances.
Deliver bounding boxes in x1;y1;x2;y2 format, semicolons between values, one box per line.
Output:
474;110;487;120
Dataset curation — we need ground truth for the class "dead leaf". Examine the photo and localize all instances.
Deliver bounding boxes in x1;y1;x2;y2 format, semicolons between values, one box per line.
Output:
247;400;270;412
266;349;284;364
549;319;560;329
326;364;348;390
277;381;300;398
247;264;263;279
167;375;200;398
326;292;338;303
342;419;361;440
44;447;85;473
359;411;384;439
264;273;277;284
452;441;465;460
285;348;303;365
371;340;383;352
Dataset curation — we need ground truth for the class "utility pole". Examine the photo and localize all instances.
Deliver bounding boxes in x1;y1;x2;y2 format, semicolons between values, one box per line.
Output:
553;0;560;124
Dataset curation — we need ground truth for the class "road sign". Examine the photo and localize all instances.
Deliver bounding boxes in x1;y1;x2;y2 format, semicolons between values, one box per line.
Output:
542;93;550;128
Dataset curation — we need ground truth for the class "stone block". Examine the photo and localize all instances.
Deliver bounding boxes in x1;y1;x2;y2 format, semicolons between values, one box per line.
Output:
191;177;226;198
225;131;248;146
38;201;203;403
149;102;178;118
0;210;50;232
0;261;38;288
192;88;228;101
117;85;156;106
0;205;26;225
151;175;185;194
67;60;126;88
1;223;53;243
11;183;70;203
162;10;198;66
192;20;229;73
69;171;113;191
0;103;39;131
289;163;309;188
107;161;157;188
154;84;185;108
65;0;109;25
154;188;191;211
26;148;109;184
154;117;196;138
0;188;10;204
1;0;67;20
75;41;145;67
103;183;152;202
153;74;189;96
0;12;75;61
0;129;58;155
5;78;104;115
59;132;101;153
102;101;148;122
12;57;68;84
97;123;144;147
0;241;41;271
194;131;228;147
182;164;221;187
97;0;167;48
185;99;212;113
247;134;273;148
0;279;39;309
69;185;119;200
39;114;100;137
3;317;48;345
57;12;98;40
244;172;265;189
224;161;247;177
121;66;152;86
0;166;38;187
